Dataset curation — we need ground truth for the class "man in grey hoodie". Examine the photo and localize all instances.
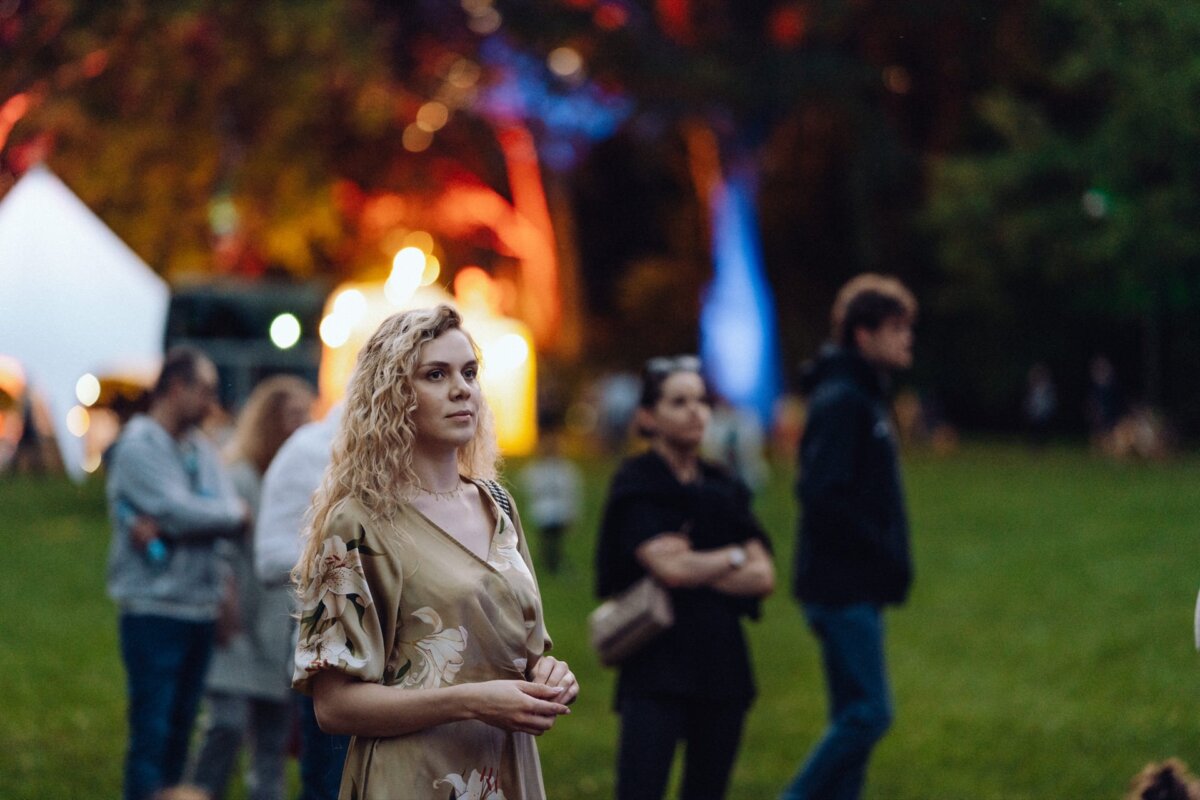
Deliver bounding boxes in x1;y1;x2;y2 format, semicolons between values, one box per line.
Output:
106;346;248;800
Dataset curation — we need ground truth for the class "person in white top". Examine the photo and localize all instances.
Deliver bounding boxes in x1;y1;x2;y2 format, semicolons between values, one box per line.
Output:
517;428;582;575
252;407;346;800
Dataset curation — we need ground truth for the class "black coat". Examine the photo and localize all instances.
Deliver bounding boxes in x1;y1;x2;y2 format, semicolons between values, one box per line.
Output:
595;450;769;704
794;347;913;606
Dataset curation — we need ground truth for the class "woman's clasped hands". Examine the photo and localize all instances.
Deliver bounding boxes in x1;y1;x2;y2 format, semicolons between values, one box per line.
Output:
471;655;578;736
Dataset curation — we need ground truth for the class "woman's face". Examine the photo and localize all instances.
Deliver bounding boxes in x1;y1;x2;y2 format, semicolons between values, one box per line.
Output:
411;328;481;453
646;371;710;449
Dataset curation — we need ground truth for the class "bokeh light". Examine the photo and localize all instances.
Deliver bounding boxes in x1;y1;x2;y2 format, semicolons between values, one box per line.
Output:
467;8;502;35
484;333;530;373
269;313;302;350
332;288;368;323
319;314;352;348
403;230;435;253
66;405;90;437
421;255;441;286
75;373;101;406
416;101;450;132
385;247;426;305
547;47;584;79
403;124;433;153
447;59;481;89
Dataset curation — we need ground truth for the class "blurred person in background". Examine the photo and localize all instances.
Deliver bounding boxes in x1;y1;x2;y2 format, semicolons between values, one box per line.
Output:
596;355;775;800
702;393;769;492
292;305;578;799
1085;354;1124;452
1023;363;1058;447
783;275;917;800
254;404;346;800
517;425;583;575
106;346;249;800
189;375;316;800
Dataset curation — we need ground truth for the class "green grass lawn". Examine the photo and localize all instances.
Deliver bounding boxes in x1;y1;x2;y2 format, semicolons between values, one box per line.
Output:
2;442;1199;799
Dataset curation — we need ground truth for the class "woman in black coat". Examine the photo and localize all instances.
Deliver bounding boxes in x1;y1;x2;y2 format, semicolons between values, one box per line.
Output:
595;355;775;800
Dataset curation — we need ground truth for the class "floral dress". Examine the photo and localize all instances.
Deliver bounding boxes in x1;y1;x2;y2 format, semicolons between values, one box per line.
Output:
293;481;551;800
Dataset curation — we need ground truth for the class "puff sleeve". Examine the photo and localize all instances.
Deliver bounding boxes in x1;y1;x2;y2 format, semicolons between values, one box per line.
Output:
292;502;399;694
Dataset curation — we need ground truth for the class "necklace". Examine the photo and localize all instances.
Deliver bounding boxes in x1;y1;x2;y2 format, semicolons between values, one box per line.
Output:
415;480;466;501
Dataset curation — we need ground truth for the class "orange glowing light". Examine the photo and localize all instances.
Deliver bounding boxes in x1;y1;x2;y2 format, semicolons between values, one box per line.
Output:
454;267;501;312
416;101;450;132
403;124;433;152
0;93;31;152
495;125;560;350
403;230;435;253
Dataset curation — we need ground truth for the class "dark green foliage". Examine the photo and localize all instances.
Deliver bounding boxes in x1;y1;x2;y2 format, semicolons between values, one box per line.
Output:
925;2;1200;431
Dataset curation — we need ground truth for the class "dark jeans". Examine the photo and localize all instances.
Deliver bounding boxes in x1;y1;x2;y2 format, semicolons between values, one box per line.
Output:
781;603;892;800
296;691;350;800
119;614;216;800
616;694;748;800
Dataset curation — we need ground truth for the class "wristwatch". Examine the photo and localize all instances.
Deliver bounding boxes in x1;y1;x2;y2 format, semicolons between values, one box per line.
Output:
727;545;747;569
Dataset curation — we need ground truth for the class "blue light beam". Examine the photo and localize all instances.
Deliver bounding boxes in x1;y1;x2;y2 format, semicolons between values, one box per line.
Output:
700;171;781;426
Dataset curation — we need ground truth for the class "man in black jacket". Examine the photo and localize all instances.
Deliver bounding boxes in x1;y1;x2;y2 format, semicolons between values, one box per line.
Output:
781;274;917;800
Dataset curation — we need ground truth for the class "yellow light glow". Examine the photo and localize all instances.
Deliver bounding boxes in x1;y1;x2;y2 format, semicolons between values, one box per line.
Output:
76;373;101;407
547;47;583;78
332;289;368;323
421;256;441;286
485;333;530;373
468;315;537;456
403;124;433;153
317;282;456;416
319;314;352;348
66;405;90;437
269;313;302;350
83;452;102;473
403;230;435;253
393;246;426;274
416;102;450;132
384;250;425;307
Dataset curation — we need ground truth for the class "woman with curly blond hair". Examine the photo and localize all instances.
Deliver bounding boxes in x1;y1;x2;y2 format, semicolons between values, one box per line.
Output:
191;374;315;800
292;304;578;800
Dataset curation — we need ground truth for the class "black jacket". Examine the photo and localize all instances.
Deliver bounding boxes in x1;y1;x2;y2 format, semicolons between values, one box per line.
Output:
595;450;769;703
794;346;913;606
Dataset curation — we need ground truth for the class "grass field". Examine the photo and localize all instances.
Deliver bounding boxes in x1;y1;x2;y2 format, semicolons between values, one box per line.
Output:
2;442;1199;799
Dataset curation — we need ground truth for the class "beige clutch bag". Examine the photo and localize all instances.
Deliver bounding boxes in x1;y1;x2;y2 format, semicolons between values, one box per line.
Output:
588;576;674;666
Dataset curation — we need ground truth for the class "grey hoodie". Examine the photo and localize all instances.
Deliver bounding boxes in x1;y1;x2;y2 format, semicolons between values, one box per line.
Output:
105;414;244;621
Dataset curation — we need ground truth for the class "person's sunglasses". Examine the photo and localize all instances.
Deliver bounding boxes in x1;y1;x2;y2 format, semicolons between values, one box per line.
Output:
645;354;702;375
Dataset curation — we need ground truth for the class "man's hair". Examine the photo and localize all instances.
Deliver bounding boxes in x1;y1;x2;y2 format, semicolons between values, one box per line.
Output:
151;346;212;399
831;274;917;348
1126;759;1200;800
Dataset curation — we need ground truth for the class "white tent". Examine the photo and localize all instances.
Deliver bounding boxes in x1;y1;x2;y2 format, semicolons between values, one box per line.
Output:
0;165;169;479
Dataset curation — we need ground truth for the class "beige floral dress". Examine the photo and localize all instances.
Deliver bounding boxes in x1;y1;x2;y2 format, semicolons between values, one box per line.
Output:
293;481;552;800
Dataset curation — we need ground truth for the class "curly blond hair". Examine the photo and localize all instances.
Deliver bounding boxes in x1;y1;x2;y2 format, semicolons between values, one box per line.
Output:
294;304;499;586
225;374;315;473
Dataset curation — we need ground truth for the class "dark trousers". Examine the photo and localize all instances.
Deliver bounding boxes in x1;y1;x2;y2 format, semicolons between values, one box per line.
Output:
781;603;893;800
539;523;567;574
189;691;293;800
296;691;350;800
616;694;748;800
119;614;216;800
